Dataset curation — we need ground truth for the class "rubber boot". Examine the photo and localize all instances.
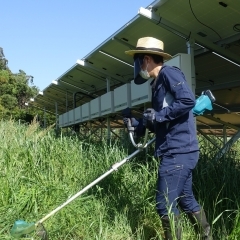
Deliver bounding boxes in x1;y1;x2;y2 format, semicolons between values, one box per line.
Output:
187;209;212;240
161;215;182;240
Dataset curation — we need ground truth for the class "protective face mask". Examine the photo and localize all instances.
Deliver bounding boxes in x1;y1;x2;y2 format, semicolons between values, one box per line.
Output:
139;64;150;79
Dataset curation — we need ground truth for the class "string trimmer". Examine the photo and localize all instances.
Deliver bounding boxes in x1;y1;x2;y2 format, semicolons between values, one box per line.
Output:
10;137;155;239
10;89;216;239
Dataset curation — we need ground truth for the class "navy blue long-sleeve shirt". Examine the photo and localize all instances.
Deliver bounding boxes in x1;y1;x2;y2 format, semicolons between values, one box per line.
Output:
136;65;199;157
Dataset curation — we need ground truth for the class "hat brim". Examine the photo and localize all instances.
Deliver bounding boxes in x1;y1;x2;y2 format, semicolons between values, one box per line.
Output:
125;49;172;60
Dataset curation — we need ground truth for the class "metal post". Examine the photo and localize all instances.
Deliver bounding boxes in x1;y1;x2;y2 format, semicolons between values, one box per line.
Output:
55;102;58;132
44;107;46;128
66;91;68;112
90;122;92;138
187;37;197;127
223;125;227;146
66;91;68;134
106;77;111;92
106;77;111;143
107;117;111;144
186;37;196;94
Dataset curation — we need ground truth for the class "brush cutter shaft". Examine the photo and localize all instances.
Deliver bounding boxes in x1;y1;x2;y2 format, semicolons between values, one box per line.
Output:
38;137;156;225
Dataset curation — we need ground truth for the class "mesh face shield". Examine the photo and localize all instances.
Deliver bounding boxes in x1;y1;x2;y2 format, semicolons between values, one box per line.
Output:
133;54;148;85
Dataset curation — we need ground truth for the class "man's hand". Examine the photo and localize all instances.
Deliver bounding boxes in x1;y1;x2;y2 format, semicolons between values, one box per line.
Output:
123;117;139;132
122;108;139;133
143;108;156;128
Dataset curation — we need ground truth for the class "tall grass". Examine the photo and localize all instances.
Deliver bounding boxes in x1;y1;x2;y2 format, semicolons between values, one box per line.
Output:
0;119;240;239
195;136;240;239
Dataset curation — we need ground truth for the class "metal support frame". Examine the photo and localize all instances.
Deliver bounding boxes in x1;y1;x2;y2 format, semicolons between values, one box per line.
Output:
182;22;240;159
203;115;240;131
195;32;240;57
31;95;66;113
196;111;240;160
78;120;106;141
214;129;240;160
138;7;240;65
51;81;95;105
77;118;123;141
54;6;240;147
197;80;240;95
28;101;55;115
102;123;121;139
197;128;221;150
77;60;126;84
112;37;135;50
147;0;170;10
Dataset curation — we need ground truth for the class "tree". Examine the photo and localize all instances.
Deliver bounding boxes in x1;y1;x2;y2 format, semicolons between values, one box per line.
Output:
0;47;8;70
0;47;42;123
0;94;17;110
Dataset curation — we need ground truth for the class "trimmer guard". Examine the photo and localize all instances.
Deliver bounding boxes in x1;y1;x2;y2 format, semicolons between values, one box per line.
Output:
10;220;35;238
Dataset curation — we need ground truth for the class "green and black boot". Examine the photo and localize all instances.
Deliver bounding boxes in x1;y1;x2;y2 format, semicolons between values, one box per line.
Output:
187;209;212;240
161;215;182;240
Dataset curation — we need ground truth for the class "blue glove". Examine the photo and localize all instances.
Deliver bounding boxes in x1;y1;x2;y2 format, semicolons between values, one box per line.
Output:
143;108;156;128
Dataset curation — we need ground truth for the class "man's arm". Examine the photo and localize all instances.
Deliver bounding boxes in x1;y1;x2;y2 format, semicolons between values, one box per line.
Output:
155;67;195;123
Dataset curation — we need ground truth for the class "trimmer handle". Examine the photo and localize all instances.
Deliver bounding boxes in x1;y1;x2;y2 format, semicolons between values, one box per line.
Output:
122;108;135;132
203;90;215;103
122;107;150;149
124;118;135;132
122;107;132;118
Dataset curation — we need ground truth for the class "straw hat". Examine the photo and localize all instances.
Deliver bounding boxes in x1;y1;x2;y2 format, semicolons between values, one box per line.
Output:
125;37;172;60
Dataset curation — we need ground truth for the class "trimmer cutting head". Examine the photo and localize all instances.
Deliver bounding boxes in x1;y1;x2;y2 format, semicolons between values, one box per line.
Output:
10;220;48;240
36;223;48;240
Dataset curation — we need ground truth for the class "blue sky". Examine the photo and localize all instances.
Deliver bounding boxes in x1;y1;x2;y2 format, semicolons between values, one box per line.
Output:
1;0;152;91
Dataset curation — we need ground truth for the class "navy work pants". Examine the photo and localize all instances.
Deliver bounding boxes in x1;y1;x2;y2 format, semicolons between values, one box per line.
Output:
156;151;201;216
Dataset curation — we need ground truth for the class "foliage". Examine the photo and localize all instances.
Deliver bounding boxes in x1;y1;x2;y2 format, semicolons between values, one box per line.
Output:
0;47;46;124
1;120;240;239
0;70;10;84
0;94;17;110
0;120;160;240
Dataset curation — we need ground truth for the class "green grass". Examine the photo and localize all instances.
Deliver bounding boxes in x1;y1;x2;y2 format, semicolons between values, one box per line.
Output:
1;119;240;239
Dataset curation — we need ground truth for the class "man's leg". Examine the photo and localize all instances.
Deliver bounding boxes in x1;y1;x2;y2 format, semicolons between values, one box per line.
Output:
156;153;191;239
178;151;212;239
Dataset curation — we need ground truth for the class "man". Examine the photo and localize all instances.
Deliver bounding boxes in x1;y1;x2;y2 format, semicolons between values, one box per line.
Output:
123;37;211;240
